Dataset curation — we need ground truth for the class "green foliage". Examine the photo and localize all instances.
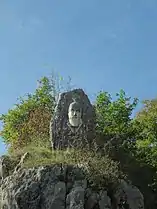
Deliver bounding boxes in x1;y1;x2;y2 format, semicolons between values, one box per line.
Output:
0;76;55;150
95;89;138;139
133;99;157;168
2;72;157;208
0;73;73;152
11;140;122;190
135;99;157;146
95;90;157;208
129;99;157;209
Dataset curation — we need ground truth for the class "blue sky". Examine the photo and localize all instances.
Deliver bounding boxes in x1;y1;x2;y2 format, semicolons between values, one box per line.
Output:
0;0;157;155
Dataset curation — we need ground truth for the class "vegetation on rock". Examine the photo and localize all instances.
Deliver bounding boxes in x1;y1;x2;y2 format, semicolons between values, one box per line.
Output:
0;74;157;208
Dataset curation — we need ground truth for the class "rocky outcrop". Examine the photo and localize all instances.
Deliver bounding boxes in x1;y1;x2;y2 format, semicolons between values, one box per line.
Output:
50;89;96;150
114;180;144;209
0;164;144;209
0;155;17;181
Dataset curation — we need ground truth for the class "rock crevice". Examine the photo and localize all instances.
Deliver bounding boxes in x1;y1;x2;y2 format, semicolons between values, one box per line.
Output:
0;164;144;209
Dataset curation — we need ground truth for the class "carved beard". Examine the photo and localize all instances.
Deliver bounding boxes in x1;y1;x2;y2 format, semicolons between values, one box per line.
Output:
69;117;82;127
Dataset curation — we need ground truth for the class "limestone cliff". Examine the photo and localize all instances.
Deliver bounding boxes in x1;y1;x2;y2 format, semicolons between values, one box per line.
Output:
0;161;144;209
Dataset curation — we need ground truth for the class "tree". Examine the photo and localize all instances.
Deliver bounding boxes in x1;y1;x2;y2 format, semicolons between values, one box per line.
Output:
0;76;55;151
94;89;139;173
130;99;157;209
0;73;74;152
95;92;157;209
95;89;138;140
133;99;157;168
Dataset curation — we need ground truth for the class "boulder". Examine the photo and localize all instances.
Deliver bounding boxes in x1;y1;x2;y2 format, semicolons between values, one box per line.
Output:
114;179;144;209
0;165;113;209
50;89;96;150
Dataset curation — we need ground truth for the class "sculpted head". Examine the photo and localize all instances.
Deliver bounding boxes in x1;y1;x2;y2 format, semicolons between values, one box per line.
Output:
68;101;82;127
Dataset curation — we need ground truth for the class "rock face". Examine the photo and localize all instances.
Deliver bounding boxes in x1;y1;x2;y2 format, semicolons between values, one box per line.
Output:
0;155;16;181
50;89;96;150
0;165;110;209
0;164;144;209
115;180;144;209
0;153;30;181
0;155;10;181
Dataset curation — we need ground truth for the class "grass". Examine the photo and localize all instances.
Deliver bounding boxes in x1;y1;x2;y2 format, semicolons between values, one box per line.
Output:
8;139;123;189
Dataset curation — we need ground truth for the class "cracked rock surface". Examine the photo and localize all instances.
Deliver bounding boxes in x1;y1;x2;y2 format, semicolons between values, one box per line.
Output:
0;165;144;209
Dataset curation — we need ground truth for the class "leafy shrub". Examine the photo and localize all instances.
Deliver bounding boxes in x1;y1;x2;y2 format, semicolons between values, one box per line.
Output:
2;72;157;208
0;74;74;153
11;140;122;189
95;89;138;139
0;76;55;151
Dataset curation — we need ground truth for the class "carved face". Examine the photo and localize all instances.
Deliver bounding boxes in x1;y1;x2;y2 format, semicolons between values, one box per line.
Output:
68;102;82;127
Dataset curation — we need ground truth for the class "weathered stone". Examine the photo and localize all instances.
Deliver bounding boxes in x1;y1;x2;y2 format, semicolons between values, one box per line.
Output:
0;165;145;209
0;155;16;181
14;152;30;173
99;191;111;209
66;186;85;209
41;181;66;209
50;89;96;150
0;165;67;209
66;166;86;194
85;190;99;209
0;156;10;181
114;180;144;209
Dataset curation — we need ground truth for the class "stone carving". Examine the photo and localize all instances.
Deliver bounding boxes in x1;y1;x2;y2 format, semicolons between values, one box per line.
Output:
50;89;96;150
68;101;82;128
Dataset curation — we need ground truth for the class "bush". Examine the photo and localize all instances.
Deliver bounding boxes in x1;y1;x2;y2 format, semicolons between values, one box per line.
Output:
0;73;74;153
95;89;138;139
10;140;122;190
0;76;55;151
